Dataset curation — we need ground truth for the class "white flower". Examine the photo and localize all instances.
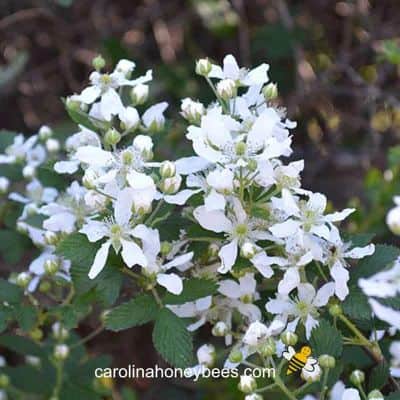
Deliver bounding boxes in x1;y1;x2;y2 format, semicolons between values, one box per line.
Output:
0;177;10;194
181;98;204;122
119;106;140;130
73;65;152;121
266;282;335;339
217;78;236;99
243;319;284;347
389;341;400;377
387;196;400;234
209;54;269;87
197;344;215;367
142;102;168;131
206;168;234;194
131;83;149;105
80;189;149;279
342;389;361;400
0;134;38;164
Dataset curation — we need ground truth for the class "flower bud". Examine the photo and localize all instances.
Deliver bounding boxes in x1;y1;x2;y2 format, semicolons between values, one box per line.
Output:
263;82;278;100
195;58;212;76
130;84;149;105
180;98;204;124
66;97;82;112
0;177;10;194
54;344;69;361
0;374;9;389
44;231;59;246
235;141;247;156
241;242;257;259
100;310;110;323
46;138;60;153
197;344;216;368
160;241;172;256
16;272;31;288
82;169;97;190
212;321;228;337
17;221;29;234
329;304;342;317
386;207;400;235
104;128;121;146
25;203;38;217
115;60;136;77
247;159;258;172
238;375;257;394
207;243;219;258
217;79;236;100
133;135;153;160
92;55;106;71
52;322;69;341
280;331;298;346
26;355;41;367
245;394;263;400
260;338;276;357
44;259;60;275
368;390;384;400
301;366;321;382
229;349;243;363
30;328;43;341
160;161;176;178
350;370;365;386
38;125;53;140
119;107;140;131
318;354;336;369
159;175;182;194
39;281;52;293
22;165;36;180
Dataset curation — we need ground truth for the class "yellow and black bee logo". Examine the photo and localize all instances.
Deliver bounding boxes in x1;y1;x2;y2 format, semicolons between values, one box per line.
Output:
283;345;318;375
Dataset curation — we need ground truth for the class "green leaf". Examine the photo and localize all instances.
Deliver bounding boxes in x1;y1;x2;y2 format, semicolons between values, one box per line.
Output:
121;387;138;400
309;319;342;357
105;294;159;331
342;285;372;321
352;245;400;281
64;99;100;132
0;279;23;304
14;304;37;331
163;278;217;305
389;146;400;168
152;308;194;368
343;233;375;248
0;130;17;152
57;233;99;293
368;361;390;391
385;392;400;400
0;334;44;357
94;264;123;307
0;230;31;264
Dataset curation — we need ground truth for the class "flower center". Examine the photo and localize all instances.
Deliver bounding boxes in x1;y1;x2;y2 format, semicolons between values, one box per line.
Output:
235;223;248;237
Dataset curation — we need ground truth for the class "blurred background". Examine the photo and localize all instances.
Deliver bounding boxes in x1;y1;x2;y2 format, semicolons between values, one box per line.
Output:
1;0;400;398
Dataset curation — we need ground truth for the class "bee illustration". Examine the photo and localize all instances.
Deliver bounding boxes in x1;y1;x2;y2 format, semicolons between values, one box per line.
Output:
283;345;319;376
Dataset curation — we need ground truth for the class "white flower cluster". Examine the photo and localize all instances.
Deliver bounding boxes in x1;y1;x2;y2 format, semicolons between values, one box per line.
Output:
1;54;391;399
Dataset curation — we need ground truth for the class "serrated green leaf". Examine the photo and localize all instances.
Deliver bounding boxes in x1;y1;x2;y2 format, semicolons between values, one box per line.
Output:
343;233;375;248
342;285;372;321
95;264;123;307
105;294;159;331
14;304;37;331
352;245;400;281
0;279;23;304
163;278;217;305
368;361;390;391
0;334;44;357
309;319;342;357
0;230;31;264
152;308;194;368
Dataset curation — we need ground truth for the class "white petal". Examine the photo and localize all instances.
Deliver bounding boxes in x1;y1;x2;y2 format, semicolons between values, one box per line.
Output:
130;224;160;260
114;188;134;226
251;252;280;278
54;160;80;174
325;208;355;222
342;388;361;400
305;315;319;339
157;273;183;295
204;190;226;211
247;108;280;150
330;261;349;300
89;241;111;279
218;239;238;273
345;244;375;259
142;102;168;127
163;252;193;270
164;189;201;205
77;86;101;104
369;299;400;329
120;238;147;268
313;282;335;306
75;146;113;167
126;170;155;190
278;267;300;295
297;283;316;303
193;205;232;233
242;63;269;85
100;88;124;121
43;212;76;233
218;279;240;299
269;219;300;238
222;54;240;79
175;156;209;175
80;221;108;242
265;298;292;314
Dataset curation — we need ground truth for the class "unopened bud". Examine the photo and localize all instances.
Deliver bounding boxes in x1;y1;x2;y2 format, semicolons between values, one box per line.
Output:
52;322;69;341
181;98;204;124
104;128;121;146
212;321;228;337
160;161;176;178
30;328;43;341
280;331;298;346
238;375;257;394
217;79;236;100
39;281;51;293
350;370;365;386
54;344;69;361
263;82;278;100
207;243;219;258
44;231;59;246
44;259;60;275
159;175;182;194
16;272;31;288
197;344;216;368
0;374;9;389
368;390;384;400
22;165;36;180
318;354;336;369
130;84;149;105
260;338;276;357
245;394;263;400
0;177;10;194
229;349;243;363
329;304;342;317
160;241;172;256
46;138;60;153
195;58;212;76
92;55;106;71
38;125;53;140
241;242;256;259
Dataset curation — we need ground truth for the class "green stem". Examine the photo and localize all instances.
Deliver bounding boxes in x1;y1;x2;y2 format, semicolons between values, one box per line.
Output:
275;376;298;400
146;199;164;226
51;360;64;398
294;380;314;396
151;287;163;308
70;325;104;349
319;368;330;400
256;382;278;393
